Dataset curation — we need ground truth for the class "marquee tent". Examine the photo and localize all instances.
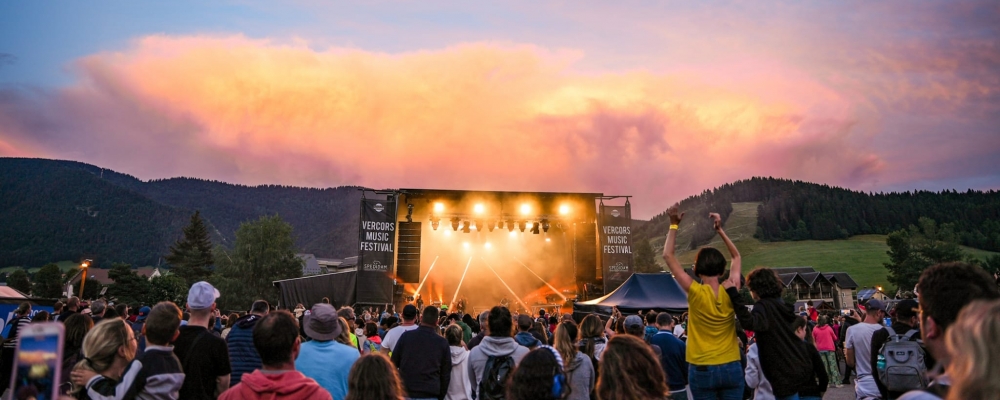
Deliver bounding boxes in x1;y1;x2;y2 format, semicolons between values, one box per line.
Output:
573;273;688;318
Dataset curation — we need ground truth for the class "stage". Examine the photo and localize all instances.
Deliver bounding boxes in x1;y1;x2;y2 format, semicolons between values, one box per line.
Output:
275;188;634;313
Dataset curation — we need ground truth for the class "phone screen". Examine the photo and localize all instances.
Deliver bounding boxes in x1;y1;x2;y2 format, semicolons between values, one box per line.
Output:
10;323;64;400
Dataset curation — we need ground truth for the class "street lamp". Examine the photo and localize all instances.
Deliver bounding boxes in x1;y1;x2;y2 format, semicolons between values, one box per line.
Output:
78;259;93;298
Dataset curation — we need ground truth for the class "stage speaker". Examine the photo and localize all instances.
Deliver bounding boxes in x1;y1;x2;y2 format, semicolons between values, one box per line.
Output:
574;222;597;282
396;222;422;283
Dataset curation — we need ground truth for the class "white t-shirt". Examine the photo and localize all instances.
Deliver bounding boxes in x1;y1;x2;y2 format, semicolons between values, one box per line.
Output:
846;322;883;398
382;324;419;352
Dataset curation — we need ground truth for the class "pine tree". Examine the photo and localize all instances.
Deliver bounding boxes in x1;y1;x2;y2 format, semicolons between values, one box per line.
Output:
632;239;661;273
165;211;215;286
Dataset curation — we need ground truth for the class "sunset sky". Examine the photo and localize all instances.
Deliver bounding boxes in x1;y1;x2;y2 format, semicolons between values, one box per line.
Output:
1;1;998;217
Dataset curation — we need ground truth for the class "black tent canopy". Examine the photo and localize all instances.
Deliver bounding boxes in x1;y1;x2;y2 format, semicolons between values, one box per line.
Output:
573;273;688;318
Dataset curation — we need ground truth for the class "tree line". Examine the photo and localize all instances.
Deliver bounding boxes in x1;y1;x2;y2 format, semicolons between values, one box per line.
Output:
635;177;1000;252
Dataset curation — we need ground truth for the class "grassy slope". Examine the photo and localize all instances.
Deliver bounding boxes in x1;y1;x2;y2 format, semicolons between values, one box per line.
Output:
645;202;998;290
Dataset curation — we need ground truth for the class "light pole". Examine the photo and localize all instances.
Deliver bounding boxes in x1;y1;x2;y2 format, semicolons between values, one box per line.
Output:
78;259;92;298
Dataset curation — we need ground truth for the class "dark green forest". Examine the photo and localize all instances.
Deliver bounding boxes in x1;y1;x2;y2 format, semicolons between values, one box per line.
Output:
1;158;362;268
634;177;1000;252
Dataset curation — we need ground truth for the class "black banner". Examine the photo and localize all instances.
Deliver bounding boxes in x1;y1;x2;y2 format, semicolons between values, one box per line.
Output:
600;203;633;294
357;198;397;304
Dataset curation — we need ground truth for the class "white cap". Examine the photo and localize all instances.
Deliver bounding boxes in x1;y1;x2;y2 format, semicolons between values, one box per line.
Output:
187;281;220;310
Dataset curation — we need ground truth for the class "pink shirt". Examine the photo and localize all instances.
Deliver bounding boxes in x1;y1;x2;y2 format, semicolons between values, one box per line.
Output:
812;324;838;352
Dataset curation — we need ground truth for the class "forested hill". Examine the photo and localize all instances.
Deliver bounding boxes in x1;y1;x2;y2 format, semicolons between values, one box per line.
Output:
634;177;1000;252
1;158;362;267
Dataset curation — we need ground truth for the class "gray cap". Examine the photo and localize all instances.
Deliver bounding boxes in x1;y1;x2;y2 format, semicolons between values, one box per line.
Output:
624;314;644;329
304;303;343;341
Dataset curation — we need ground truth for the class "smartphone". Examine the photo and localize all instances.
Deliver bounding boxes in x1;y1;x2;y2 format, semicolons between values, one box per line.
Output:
9;322;64;400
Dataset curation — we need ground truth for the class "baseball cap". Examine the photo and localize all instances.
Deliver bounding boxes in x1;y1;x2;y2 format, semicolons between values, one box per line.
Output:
136;306;151;321
866;299;887;313
304;303;343;341
894;299;919;319
402;304;418;320
187;281;220;310
624;315;644;329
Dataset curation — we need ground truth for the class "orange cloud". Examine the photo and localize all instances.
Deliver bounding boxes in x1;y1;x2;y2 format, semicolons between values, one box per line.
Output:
0;35;886;216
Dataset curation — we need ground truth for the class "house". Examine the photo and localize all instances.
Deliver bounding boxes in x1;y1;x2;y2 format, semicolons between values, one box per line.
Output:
296;254;358;275
771;267;858;310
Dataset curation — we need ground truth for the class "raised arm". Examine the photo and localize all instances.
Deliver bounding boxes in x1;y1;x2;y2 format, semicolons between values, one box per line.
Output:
711;213;742;290
662;203;693;292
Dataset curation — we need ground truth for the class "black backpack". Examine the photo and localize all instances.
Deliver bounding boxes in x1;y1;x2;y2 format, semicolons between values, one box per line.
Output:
477;354;514;400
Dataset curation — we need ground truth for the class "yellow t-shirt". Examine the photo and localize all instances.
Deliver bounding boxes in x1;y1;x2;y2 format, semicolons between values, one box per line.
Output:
685;281;741;365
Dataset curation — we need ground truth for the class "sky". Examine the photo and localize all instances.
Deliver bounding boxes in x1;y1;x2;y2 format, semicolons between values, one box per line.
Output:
1;1;998;218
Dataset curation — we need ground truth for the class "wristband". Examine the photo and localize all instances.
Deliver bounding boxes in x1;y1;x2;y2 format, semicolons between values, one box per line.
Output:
669;224;679;230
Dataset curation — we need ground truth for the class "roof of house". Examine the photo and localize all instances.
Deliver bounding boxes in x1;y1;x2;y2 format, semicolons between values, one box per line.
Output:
0;286;27;298
135;267;159;279
769;267;818;275
778;273;797;286
823;273;859;289
71;268;113;285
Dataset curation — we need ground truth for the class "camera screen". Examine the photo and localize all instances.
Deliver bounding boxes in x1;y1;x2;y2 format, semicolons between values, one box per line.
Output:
12;332;60;400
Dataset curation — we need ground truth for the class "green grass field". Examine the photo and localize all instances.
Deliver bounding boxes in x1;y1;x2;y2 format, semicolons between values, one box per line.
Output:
1;260;80;274
647;202;999;290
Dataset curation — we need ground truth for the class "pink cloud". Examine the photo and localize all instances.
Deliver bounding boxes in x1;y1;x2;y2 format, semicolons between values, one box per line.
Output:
0;35;899;217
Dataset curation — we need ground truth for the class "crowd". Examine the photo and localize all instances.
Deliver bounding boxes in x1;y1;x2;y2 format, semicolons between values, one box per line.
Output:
3;205;999;400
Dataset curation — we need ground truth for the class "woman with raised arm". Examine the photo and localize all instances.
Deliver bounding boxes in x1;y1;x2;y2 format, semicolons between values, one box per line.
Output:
662;204;743;400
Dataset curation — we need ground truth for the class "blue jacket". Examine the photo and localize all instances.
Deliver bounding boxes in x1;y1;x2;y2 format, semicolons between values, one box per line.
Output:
226;314;263;386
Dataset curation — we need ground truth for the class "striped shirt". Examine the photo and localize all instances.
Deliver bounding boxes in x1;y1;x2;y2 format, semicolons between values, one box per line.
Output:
5;316;31;341
85;345;185;400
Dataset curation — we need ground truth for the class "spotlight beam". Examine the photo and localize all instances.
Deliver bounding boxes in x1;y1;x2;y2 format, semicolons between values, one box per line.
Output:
413;255;440;298
511;256;567;301
480;258;530;312
450;257;473;310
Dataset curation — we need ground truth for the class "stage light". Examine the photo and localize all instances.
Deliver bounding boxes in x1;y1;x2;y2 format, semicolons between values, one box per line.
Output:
520;203;531;215
541;219;550;233
475;219;484;232
474;203;485;215
509;231;517;237
463;242;470;249
434;202;445;213
451;218;460;231
518;220;527;232
430;219;440;230
485;242;492;249
559;204;570;215
462;221;471;233
531;222;540;235
545;237;551;242
444;230;452;237
487;220;496;232
507;220;515;232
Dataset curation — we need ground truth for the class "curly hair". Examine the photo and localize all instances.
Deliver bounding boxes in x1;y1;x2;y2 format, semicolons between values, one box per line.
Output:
507;348;561;400
946;299;1000;400
917;262;1000;330
747;267;784;299
345;354;406;400
694;247;726;277
597;335;668;400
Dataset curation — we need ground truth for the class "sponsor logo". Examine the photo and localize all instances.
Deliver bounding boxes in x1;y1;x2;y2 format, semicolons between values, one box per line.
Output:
611;209;620;218
608;262;629;272
374;203;384;212
363;260;389;271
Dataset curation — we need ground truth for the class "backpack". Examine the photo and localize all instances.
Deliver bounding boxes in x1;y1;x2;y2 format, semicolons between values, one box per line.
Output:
877;326;928;392
476;354;514;400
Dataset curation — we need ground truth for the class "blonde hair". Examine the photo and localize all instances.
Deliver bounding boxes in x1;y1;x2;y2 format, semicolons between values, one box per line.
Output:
76;319;136;379
946;299;1000;400
336;317;352;346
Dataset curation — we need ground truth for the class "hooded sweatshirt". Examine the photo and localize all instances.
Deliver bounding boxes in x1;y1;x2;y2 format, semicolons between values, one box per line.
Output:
564;352;595;400
219;370;332;400
727;287;813;398
514;331;541;348
467;336;530;392
447;346;473;400
227;314;264;386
